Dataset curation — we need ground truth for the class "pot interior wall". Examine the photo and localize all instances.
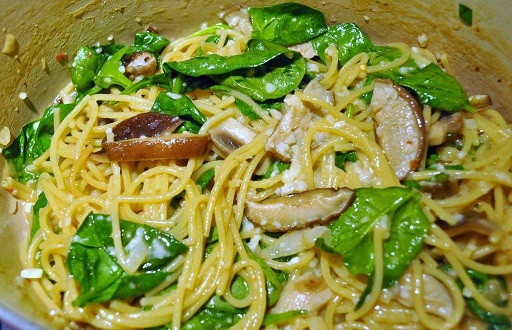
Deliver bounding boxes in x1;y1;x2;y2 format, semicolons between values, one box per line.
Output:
0;0;510;328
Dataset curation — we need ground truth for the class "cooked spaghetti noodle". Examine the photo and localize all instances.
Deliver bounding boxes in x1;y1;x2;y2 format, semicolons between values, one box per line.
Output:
2;3;512;329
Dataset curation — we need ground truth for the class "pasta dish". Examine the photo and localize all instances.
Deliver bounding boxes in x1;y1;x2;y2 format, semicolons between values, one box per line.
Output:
1;3;511;329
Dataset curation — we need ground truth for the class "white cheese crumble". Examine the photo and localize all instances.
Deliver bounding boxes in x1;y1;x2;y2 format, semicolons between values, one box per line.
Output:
417;34;428;48
21;268;43;279
18;92;27;100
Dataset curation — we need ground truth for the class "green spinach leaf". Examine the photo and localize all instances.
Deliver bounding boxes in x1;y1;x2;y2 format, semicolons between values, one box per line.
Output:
2;103;75;183
67;213;187;307
150;91;206;133
30;192;48;240
246;244;283;306
71;46;106;92
248;2;327;46
367;46;472;113
130;32;170;54
317;187;430;288
311;23;374;65
93;46;132;89
165;39;306;101
397;63;472;113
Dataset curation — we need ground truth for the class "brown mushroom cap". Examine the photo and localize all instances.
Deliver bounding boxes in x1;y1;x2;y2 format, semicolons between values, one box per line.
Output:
245;188;354;232
371;79;426;180
112;112;183;141
103;134;210;161
123;51;157;79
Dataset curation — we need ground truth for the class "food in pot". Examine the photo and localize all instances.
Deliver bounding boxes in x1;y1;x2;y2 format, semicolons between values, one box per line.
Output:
1;3;511;329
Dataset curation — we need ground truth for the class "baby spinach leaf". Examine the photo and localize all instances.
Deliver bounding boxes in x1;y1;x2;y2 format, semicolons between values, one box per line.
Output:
150;91;206;133
71;46;106;92
93;46;132;89
181;298;245;330
317;187;430;288
311;23;374;65
216;53;306;101
30;192;48;241
442;265;511;329
165;39;295;77
397;63;471;113
366;46;471;113
130;32;170;54
2;103;75;183
67;212;187;307
165;39;306;101
246;244;283;306
248;2;327;46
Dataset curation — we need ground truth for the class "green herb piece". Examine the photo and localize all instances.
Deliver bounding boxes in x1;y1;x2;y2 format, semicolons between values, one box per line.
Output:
334;150;357;171
66;213;187;307
248;2;327;46
459;4;473;26
246;244;283;306
121;73;171;96
196;168;215;192
262;310;307;326
317;187;430;289
235;98;261;119
311;23;374;65
30;192;48;241
2;103;75;183
261;160;290;179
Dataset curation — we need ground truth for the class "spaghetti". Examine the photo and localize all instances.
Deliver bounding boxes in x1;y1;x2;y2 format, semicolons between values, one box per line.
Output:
2;3;512;329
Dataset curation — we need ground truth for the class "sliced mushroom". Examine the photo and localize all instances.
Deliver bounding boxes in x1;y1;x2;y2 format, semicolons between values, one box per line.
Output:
209;117;256;156
428;112;463;146
103;134;210;161
419;178;459;199
444;214;496;238
371;79;426;181
469;94;492;109
396;270;454;319
123;51;157;80
271;271;333;314
112;112;183;141
245;188;354;232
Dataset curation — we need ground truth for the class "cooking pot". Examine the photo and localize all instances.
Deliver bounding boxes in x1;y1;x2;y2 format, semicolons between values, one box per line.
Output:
0;0;510;328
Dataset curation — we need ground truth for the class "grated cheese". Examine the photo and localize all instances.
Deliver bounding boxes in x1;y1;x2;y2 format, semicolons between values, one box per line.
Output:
21;268;43;279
